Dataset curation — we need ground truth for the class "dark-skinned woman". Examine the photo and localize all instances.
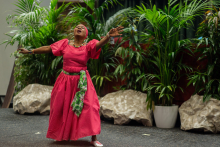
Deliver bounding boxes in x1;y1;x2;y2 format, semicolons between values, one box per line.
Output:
18;24;123;147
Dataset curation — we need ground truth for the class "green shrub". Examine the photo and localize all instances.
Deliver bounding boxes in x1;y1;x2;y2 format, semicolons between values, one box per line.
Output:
188;6;220;101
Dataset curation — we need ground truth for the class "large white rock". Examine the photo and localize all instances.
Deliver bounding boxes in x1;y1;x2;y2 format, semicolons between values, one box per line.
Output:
99;90;153;126
13;84;53;115
179;94;220;133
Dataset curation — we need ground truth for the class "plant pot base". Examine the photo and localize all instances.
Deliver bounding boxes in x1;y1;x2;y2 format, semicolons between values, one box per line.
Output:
153;105;179;128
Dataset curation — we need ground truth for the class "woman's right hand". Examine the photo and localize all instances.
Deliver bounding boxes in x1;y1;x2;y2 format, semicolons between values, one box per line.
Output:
17;48;30;54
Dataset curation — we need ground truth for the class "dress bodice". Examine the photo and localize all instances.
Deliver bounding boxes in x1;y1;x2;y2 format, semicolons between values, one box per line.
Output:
50;39;101;73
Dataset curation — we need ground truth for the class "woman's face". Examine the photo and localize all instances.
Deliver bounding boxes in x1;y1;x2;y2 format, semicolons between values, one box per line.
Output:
74;24;87;38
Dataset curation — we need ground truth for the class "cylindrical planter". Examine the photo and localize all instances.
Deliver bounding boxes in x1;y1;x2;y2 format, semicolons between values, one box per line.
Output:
153;105;179;128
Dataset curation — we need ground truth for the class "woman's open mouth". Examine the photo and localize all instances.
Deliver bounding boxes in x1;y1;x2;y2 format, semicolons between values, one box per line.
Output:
77;30;82;33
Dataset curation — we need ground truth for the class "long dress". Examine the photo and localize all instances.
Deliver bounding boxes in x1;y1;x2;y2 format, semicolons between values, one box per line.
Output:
46;39;101;141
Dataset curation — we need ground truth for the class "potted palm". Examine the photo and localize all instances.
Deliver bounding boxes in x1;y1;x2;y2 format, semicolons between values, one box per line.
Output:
135;0;220;128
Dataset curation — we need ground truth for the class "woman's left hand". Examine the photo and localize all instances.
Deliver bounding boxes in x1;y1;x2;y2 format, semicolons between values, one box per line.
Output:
96;26;124;50
108;26;124;37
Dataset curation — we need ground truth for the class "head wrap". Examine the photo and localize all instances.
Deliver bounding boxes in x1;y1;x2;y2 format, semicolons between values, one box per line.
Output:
81;24;88;38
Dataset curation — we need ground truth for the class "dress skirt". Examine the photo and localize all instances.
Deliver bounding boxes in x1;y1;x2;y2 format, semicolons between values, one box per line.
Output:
46;70;101;141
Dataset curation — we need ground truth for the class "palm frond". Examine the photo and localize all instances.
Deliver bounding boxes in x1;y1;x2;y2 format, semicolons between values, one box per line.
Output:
104;7;133;32
14;0;40;14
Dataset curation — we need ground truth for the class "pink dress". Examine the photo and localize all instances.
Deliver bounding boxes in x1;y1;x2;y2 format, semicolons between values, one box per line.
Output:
46;39;101;141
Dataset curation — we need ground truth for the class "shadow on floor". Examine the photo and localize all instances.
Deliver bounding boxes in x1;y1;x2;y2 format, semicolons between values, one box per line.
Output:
184;129;220;135
49;140;93;146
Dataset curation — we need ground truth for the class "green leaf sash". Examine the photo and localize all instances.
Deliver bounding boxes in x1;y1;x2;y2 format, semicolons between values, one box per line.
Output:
63;70;87;117
71;70;87;117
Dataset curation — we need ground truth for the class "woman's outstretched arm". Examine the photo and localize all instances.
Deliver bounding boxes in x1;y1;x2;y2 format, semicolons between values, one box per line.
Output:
95;35;110;51
96;26;123;51
18;46;52;54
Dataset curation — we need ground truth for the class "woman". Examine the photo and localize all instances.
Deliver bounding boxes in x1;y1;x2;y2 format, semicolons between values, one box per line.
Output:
18;24;123;147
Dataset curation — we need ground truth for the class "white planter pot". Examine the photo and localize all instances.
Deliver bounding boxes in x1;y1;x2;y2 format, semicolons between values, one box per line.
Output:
153;105;179;128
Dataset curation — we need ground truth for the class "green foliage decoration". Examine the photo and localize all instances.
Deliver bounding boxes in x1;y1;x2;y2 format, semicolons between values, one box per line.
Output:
113;12;150;91
188;6;220;101
2;0;71;93
135;0;220;109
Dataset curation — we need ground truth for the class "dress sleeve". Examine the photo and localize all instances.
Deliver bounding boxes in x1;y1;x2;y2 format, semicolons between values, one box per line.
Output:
86;39;101;59
50;39;68;56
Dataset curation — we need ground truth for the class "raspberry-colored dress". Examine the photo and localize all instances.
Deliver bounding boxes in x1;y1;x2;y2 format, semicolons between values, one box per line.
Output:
46;39;101;141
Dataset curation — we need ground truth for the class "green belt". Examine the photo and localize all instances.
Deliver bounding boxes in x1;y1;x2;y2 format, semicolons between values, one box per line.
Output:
62;70;80;75
62;69;87;117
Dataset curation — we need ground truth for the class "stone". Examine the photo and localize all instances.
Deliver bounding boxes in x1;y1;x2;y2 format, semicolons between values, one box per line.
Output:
13;84;53;115
179;94;220;133
99;90;153;126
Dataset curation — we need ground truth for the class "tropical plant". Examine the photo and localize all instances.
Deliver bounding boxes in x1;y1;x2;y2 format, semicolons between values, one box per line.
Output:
67;0;133;95
67;0;121;41
2;0;71;93
187;7;220;101
135;0;220;109
113;13;150;91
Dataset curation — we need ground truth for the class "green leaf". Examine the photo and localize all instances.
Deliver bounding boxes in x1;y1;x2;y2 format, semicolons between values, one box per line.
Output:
207;65;214;75
159;87;166;98
204;94;212;102
134;35;138;43
218;83;220;95
202;76;206;83
96;76;100;85
167;86;172;91
100;77;104;87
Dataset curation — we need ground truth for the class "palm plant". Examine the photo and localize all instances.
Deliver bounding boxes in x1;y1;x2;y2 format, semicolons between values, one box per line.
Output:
2;0;71;93
188;7;220;101
68;0;120;41
113;12;150;91
135;0;220;109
